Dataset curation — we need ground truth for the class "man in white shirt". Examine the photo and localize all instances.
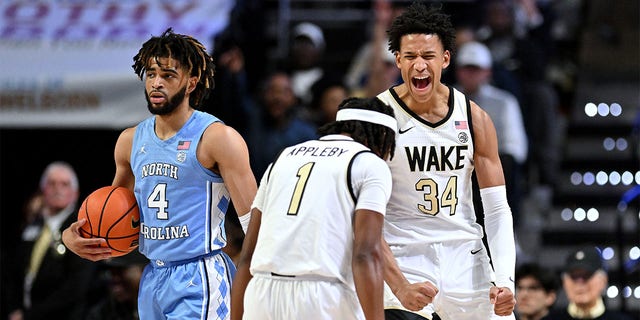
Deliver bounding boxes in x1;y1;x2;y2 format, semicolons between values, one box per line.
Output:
455;41;528;226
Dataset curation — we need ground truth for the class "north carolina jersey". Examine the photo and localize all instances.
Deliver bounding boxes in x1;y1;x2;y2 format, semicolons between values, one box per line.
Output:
249;135;392;289
377;86;484;245
130;111;230;262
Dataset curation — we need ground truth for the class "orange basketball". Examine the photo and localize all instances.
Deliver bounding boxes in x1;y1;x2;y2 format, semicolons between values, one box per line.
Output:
78;186;140;257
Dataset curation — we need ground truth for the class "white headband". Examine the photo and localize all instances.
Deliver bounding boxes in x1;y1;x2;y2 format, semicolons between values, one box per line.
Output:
335;109;397;131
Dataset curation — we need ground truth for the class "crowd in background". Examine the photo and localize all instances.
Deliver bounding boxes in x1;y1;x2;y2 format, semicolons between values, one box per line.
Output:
205;0;580;226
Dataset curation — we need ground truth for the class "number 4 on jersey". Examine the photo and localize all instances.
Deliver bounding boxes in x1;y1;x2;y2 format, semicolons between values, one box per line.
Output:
148;183;169;219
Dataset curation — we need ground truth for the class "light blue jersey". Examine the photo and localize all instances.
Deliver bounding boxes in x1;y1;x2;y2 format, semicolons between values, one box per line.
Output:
130;110;230;263
131;110;235;319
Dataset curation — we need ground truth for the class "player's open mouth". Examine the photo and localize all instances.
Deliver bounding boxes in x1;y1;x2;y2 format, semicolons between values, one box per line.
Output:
412;76;431;89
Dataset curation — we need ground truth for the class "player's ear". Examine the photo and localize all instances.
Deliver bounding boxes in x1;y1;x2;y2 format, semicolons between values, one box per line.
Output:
442;50;451;69
186;76;198;94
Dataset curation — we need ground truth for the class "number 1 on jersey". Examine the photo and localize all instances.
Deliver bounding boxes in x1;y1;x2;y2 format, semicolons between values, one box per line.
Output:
287;162;315;215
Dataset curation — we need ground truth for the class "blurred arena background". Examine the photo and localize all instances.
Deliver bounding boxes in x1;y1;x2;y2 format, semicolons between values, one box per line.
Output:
1;0;638;317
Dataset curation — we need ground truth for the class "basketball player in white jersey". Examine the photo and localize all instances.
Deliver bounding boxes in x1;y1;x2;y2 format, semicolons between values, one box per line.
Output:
231;97;397;320
377;3;516;320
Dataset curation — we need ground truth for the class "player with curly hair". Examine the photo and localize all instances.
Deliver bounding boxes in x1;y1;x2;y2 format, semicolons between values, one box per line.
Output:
62;28;257;320
231;97;396;320
377;3;517;319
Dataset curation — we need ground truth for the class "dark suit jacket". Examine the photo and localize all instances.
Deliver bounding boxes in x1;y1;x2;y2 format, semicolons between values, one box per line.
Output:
9;211;97;320
543;307;638;320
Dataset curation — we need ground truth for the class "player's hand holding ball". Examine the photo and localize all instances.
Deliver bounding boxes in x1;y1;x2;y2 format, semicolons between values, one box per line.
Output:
62;186;140;260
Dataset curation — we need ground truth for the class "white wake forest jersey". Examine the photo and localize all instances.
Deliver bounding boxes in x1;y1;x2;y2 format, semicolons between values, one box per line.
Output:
250;135;390;289
377;86;484;245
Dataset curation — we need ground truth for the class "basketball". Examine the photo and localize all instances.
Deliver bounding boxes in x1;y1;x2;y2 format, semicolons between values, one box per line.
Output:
78;186;140;257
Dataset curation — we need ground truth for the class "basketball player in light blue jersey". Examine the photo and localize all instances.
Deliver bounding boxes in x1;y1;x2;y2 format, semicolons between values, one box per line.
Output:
62;28;257;320
231;97;397;320
377;3;517;320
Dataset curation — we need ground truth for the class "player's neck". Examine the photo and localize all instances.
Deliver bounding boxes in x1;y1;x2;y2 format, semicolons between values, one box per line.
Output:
155;104;194;140
397;83;449;122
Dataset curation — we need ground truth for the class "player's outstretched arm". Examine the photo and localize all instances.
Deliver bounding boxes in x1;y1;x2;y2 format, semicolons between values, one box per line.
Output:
382;238;438;311
230;208;262;320
353;209;385;320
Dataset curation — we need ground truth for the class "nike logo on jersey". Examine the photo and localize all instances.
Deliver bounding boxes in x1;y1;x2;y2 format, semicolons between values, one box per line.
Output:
399;126;414;134
471;248;483;255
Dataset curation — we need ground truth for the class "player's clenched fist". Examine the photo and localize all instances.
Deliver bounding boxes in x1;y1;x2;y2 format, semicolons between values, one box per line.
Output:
490;286;516;316
395;281;439;311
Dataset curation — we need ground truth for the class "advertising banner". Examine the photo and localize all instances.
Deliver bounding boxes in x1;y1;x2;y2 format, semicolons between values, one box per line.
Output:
0;0;234;128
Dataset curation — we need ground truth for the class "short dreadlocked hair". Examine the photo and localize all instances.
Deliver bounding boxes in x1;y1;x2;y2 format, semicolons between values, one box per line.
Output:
132;28;215;108
318;97;396;160
387;2;457;55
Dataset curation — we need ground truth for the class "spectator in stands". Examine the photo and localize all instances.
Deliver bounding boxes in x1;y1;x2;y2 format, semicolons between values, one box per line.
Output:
285;22;328;106
515;263;558;320
344;0;403;98
441;24;477;85
203;0;268;137
475;0;553;99
85;251;149;320
477;0;562;202
204;41;252;137
546;246;635;319
246;72;318;178
8;161;96;320
308;74;349;127
454;41;528;226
